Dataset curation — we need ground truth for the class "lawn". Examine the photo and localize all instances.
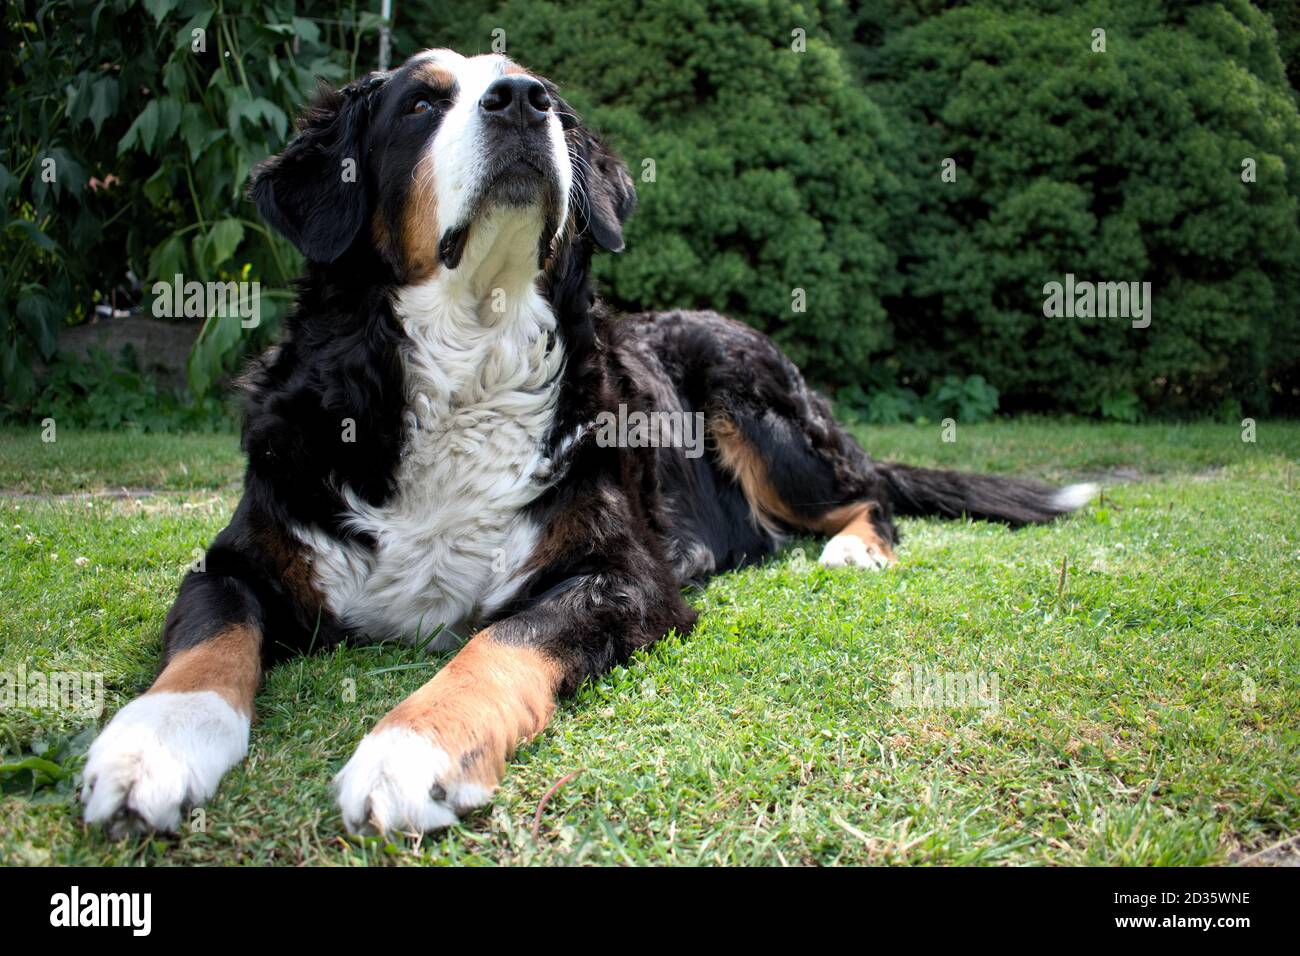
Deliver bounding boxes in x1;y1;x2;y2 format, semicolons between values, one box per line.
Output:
0;421;1297;866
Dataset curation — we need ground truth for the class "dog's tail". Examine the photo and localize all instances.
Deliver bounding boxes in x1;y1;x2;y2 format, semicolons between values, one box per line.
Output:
875;462;1097;526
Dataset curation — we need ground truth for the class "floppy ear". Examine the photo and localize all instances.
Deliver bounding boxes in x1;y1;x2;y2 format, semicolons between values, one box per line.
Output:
582;136;637;253
549;85;635;254
250;77;380;264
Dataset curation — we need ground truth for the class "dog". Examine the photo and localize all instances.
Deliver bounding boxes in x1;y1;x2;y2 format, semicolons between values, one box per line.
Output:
81;49;1097;837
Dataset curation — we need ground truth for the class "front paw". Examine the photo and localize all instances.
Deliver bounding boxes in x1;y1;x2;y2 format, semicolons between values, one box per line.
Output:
81;690;249;837
334;727;493;835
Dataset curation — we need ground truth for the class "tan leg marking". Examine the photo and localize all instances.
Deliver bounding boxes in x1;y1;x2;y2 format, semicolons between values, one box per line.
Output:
377;631;563;790
149;624;262;718
813;502;896;565
711;415;895;567
711;416;801;534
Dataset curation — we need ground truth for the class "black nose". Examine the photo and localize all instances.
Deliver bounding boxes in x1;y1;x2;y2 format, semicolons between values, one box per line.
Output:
479;75;551;129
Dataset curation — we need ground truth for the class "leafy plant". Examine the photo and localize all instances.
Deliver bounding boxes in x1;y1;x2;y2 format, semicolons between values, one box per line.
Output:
1;344;237;431
1095;390;1142;424
836;373;1000;424
6;0;1300;421
1;0;384;405
0;725;95;801
928;374;999;423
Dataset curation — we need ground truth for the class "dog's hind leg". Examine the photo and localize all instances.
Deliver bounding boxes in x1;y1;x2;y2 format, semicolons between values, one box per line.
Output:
82;571;264;837
624;310;897;569
710;410;898;570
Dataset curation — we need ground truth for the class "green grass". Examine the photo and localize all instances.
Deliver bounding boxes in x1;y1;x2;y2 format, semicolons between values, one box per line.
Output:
0;421;1297;865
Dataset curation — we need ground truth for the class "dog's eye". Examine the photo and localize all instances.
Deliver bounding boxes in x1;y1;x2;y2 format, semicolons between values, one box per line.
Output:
412;99;434;114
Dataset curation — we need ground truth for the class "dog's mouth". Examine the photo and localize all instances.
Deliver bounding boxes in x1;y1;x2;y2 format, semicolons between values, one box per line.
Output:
438;142;566;271
483;152;550;205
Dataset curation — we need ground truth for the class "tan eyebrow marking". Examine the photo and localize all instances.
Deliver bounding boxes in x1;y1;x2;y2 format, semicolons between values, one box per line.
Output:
412;61;457;90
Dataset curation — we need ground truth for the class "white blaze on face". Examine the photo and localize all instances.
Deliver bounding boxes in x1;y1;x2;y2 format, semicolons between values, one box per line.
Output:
419;49;572;251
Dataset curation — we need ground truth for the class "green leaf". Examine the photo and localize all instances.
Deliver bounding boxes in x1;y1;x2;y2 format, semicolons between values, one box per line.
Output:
200;219;245;270
175;9;214;51
148;233;188;285
156;97;182;143
28;149;85;206
141;0;181;25
118;99;160;155
187;307;244;397
0;756;68;794
6;220;58;253
142;165;173;208
17;292;62;359
293;16;321;46
88;77;119;134
162;58;188;95
180;103;223;162
228;96;289;142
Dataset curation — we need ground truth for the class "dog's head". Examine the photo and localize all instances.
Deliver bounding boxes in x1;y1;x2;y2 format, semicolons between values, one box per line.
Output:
251;49;635;284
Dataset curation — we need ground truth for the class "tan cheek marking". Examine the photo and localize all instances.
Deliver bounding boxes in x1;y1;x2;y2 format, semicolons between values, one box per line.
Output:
149;625;262;717
376;631;562;789
814;502;896;564
401;151;441;282
394;60;454;281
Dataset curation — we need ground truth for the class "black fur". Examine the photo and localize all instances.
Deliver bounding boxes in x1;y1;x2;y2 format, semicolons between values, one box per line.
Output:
163;57;1086;713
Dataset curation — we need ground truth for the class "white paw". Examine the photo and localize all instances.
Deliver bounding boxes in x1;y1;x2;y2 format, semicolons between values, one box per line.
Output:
81;691;249;836
818;533;891;570
334;727;492;836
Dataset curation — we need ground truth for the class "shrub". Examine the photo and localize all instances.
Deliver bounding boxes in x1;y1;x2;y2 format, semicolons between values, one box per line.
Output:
1;0;385;406
8;0;1300;420
836;372;1000;424
858;0;1300;416
0;345;236;431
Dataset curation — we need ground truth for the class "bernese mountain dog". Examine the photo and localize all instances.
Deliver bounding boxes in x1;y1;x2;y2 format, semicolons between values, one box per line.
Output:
81;49;1096;837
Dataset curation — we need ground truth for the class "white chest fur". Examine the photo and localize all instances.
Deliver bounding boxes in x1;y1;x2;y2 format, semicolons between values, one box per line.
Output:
296;275;564;648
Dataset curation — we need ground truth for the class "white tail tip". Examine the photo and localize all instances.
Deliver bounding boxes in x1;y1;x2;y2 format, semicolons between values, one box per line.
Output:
1052;482;1100;511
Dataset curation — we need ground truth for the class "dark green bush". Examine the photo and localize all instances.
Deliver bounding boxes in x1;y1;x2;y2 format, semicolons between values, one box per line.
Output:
5;0;1300;421
857;0;1300;416
1255;0;1300;92
836;372;999;424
